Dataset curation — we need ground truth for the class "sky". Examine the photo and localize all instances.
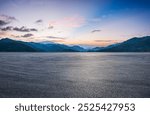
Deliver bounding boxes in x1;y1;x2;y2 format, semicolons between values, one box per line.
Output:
0;0;150;46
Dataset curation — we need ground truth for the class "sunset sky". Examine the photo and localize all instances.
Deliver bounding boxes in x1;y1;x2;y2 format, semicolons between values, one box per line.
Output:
0;0;150;46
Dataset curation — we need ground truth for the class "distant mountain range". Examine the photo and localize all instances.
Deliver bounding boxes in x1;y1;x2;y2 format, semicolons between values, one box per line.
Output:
0;36;150;52
93;36;150;52
0;38;76;52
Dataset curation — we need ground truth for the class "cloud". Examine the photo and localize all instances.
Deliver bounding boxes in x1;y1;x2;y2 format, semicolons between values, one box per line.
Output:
48;40;65;43
46;36;66;40
30;28;37;31
21;33;34;37
0;15;17;21
94;40;119;43
91;30;101;33
0;26;38;32
10;35;20;38
35;19;43;23
94;40;120;46
0;31;16;38
0;20;9;26
0;31;9;37
13;26;37;32
0;26;13;31
49;15;85;28
0;14;17;26
48;25;54;29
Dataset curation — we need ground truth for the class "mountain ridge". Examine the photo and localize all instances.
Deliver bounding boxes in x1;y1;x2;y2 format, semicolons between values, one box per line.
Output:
94;36;150;52
0;36;150;52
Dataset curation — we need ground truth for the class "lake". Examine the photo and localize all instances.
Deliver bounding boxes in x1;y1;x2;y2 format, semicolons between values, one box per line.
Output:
0;53;150;98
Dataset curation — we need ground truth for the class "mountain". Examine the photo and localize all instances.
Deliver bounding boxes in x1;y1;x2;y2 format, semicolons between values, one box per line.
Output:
0;38;37;52
88;47;104;52
38;41;87;52
89;43;120;51
76;45;96;49
26;42;76;52
70;45;86;52
93;36;150;52
0;38;79;52
38;41;55;44
0;36;150;52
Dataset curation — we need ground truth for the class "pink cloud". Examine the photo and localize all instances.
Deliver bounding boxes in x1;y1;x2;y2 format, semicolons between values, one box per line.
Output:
49;15;85;28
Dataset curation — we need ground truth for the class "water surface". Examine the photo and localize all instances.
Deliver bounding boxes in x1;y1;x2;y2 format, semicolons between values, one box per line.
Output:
0;53;150;97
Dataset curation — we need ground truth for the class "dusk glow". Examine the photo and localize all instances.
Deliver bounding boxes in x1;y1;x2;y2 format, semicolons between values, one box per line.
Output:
0;0;150;46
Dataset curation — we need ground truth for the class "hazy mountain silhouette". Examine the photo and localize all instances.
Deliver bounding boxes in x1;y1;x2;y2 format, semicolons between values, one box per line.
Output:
26;42;77;52
0;36;150;52
91;36;150;52
0;38;37;52
0;38;77;52
70;45;87;52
